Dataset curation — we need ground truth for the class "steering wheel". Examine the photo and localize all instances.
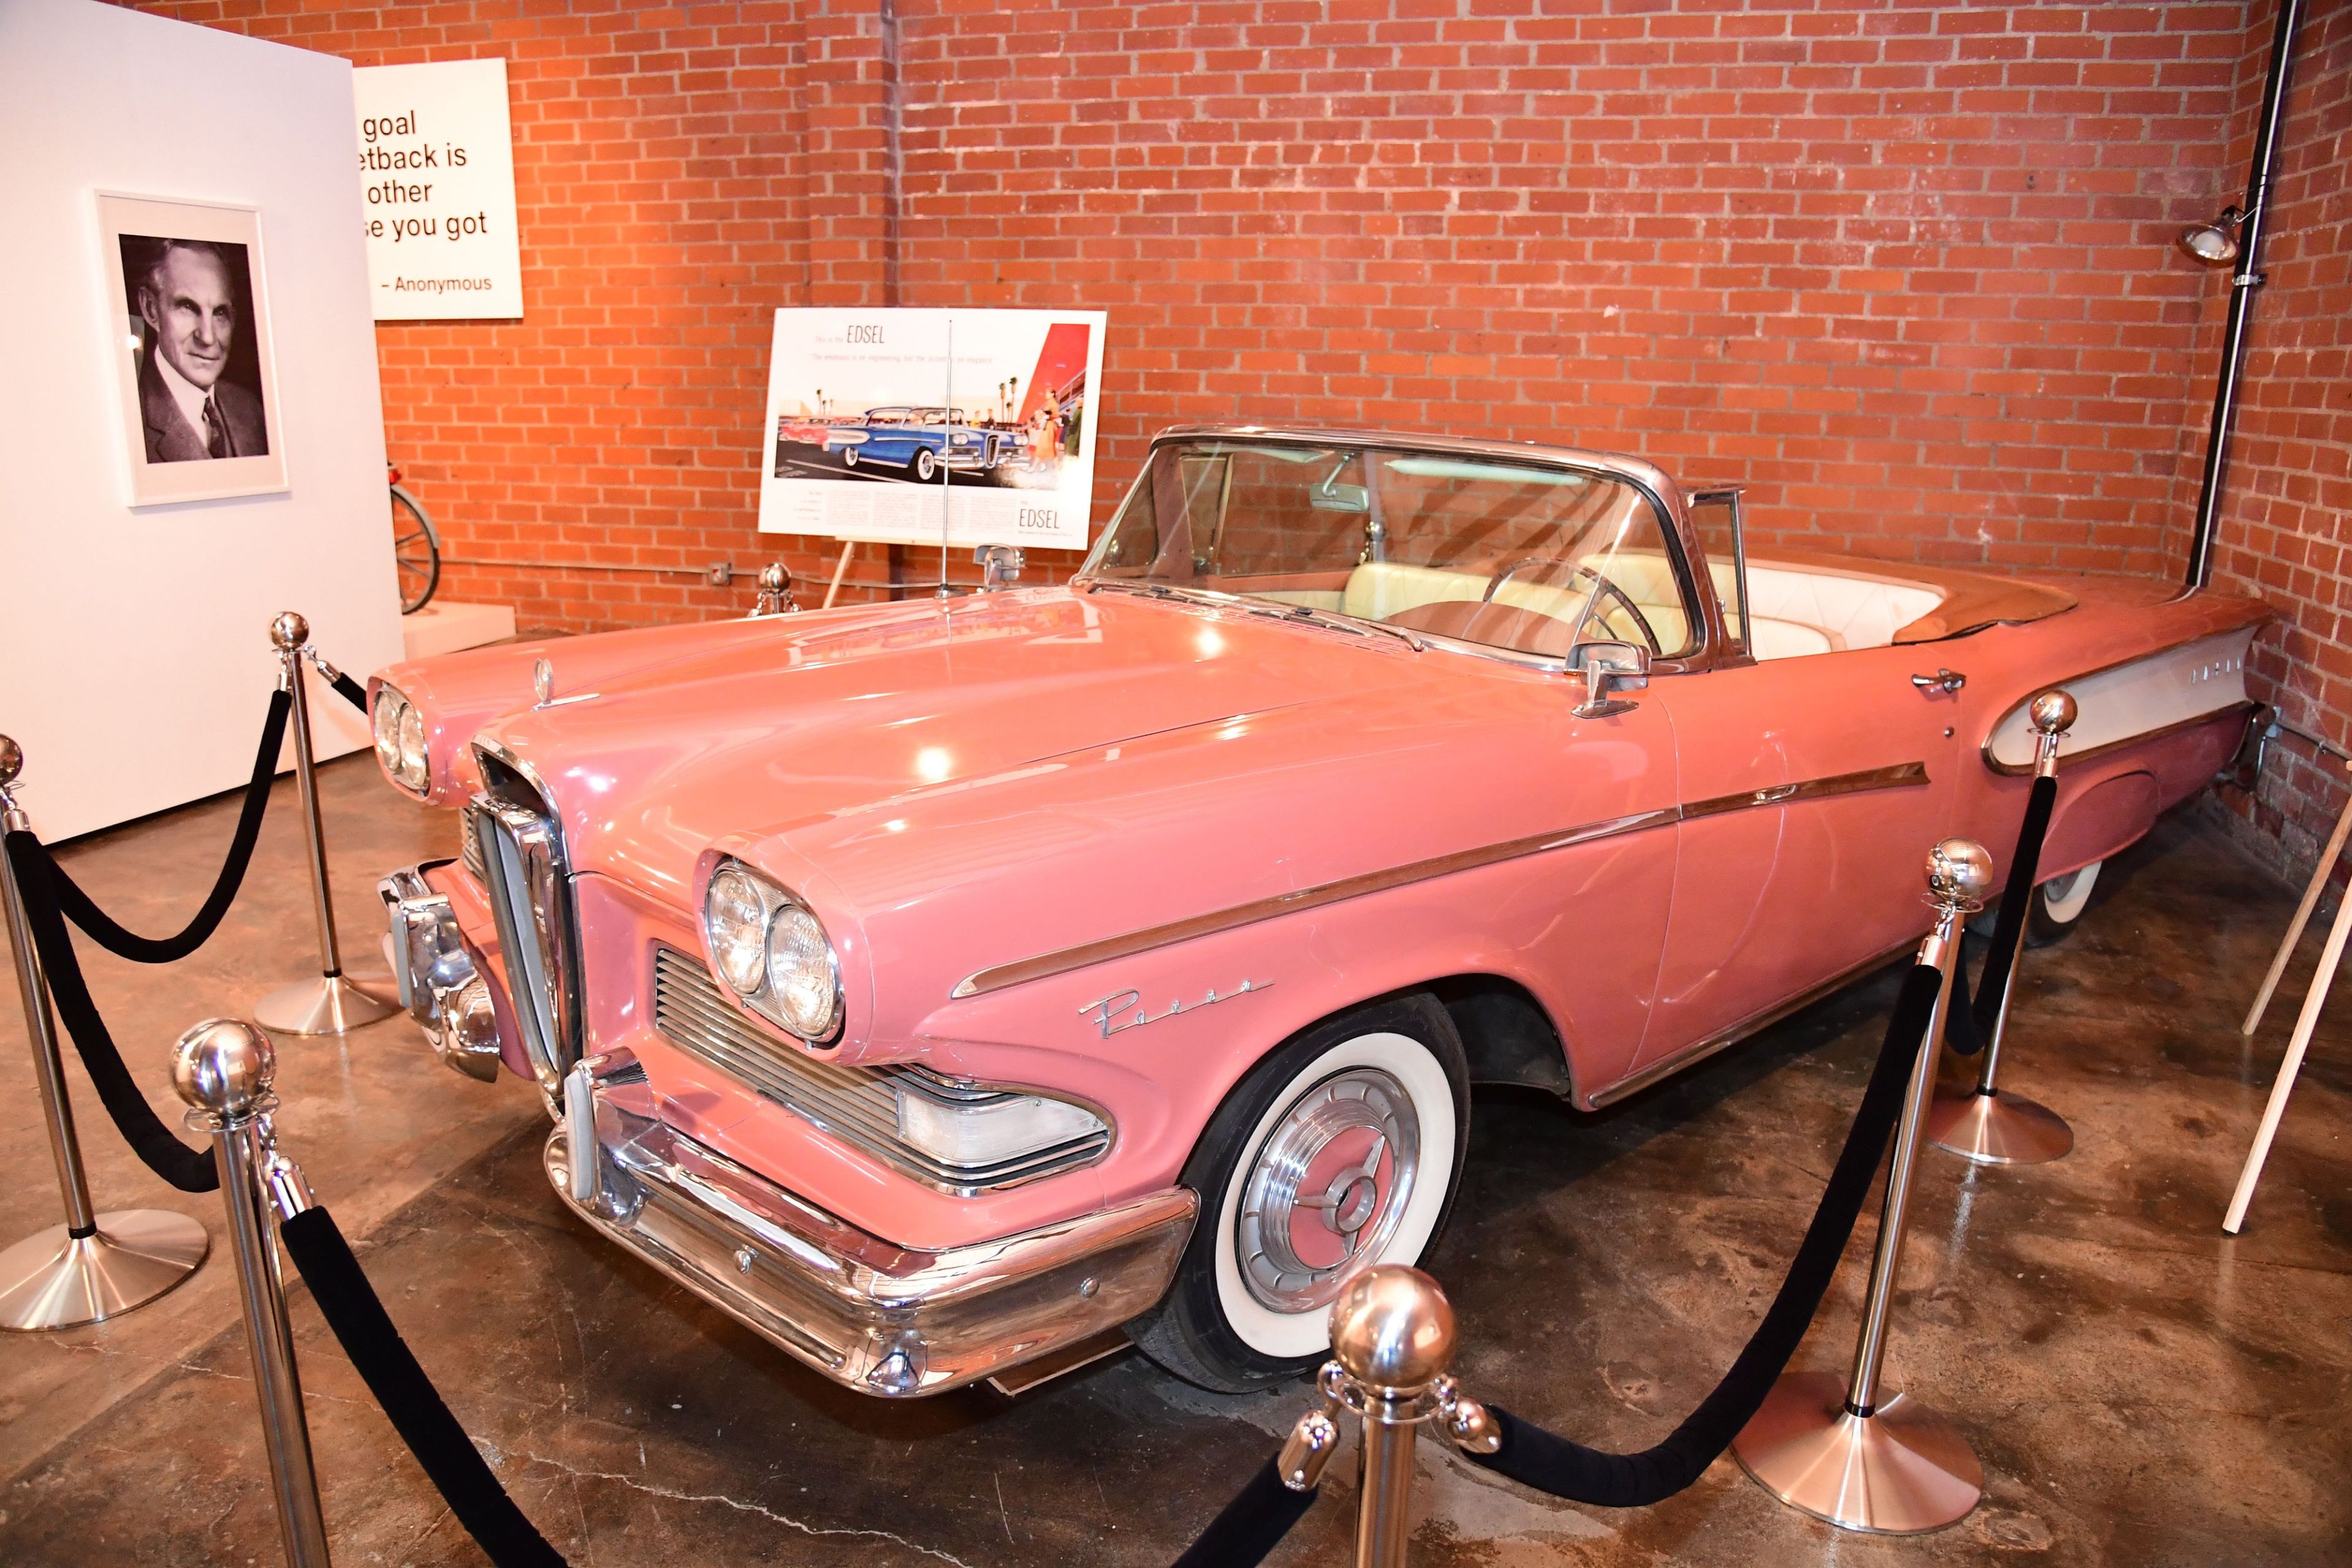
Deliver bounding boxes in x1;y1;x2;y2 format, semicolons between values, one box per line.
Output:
1482;557;1663;654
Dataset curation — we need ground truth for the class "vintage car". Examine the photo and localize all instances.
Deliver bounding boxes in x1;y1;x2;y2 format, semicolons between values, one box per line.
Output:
822;406;1028;481
368;426;2263;1398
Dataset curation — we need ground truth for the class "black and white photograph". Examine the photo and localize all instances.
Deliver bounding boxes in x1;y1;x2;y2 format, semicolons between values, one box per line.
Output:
97;192;286;505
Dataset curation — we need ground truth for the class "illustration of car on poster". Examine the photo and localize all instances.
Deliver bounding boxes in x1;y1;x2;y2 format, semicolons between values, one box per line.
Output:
368;424;2264;1401
817;407;1030;482
756;308;1106;552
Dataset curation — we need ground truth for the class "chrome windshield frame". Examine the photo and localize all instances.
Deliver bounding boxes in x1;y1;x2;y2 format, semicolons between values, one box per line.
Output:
1072;424;1736;674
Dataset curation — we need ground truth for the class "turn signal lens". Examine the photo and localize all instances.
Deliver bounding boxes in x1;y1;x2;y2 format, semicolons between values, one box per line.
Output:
703;867;771;995
892;1086;1106;1170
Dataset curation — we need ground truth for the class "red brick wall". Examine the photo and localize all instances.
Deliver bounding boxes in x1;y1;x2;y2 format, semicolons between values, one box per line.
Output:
2206;0;2352;884
129;1;2352;883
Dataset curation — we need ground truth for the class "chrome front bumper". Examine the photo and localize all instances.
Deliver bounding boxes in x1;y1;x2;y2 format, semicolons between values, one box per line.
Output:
548;1080;1197;1396
379;863;504;1082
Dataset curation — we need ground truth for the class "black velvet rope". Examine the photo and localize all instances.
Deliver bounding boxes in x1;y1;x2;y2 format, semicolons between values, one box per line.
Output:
1168;1454;1318;1568
1468;960;1945;1508
329;670;369;714
25;689;291;964
2;832;218;1192
1943;935;1985;1058
279;1207;568;1568
1972;773;2059;1037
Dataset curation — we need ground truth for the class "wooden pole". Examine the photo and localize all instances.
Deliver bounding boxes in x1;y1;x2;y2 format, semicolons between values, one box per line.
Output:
2242;756;2352;1036
2225;879;2352;1232
822;540;855;610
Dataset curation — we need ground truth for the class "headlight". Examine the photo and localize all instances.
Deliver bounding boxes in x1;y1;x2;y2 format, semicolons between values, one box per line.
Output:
893;1078;1108;1170
372;684;430;794
701;859;843;1042
703;866;770;995
765;904;838;1038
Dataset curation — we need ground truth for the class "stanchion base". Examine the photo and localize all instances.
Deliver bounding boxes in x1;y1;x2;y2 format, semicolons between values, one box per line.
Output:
0;1210;210;1331
1926;1087;2073;1165
254;972;399;1036
1733;1370;1982;1534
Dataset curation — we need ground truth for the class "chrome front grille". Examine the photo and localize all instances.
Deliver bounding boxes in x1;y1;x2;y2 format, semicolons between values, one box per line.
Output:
650;947;1109;1194
459;809;485;881
470;750;580;1095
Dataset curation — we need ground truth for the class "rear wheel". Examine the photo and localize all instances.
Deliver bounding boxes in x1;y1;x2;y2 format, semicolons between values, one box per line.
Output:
1130;994;1469;1392
841;445;859;468
2026;860;2102;945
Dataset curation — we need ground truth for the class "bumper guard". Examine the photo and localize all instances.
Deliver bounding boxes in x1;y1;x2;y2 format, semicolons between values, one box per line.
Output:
379;863;503;1082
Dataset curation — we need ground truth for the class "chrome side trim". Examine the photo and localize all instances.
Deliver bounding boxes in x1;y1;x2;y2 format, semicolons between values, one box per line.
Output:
951;761;1929;998
1586;938;1918;1109
550;1090;1198;1397
1681;761;1928;820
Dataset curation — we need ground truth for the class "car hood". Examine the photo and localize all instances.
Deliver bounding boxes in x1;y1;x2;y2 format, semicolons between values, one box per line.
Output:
477;587;1450;910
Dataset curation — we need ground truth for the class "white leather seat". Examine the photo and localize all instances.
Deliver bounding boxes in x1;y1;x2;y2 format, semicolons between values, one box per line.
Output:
1331;556;1945;663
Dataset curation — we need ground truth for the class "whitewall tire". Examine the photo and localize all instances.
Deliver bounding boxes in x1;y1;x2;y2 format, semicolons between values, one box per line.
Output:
2027;859;2102;944
1130;993;1469;1392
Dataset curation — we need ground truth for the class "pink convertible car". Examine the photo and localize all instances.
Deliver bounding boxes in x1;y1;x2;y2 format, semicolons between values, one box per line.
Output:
370;426;2263;1396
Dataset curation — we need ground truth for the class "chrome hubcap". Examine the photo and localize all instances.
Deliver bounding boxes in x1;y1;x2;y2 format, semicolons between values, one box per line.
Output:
1237;1068;1418;1313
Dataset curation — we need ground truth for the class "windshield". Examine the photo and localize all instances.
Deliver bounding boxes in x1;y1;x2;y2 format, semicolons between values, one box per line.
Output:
1080;440;1696;658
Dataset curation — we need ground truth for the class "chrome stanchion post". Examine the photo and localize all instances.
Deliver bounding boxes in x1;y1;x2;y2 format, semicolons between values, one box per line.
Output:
172;1019;330;1568
1929;690;2076;1165
750;562;798;616
1274;1265;1499;1568
253;612;396;1036
1733;839;1990;1534
0;736;208;1330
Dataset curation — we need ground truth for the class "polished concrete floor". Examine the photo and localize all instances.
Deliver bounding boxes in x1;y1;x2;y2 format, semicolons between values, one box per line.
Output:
1;764;2346;1566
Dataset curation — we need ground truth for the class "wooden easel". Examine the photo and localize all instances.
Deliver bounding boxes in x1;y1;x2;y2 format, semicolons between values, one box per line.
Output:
2228;755;2352;1232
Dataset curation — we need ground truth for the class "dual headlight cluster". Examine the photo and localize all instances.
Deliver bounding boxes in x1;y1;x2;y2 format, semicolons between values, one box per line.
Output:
702;860;844;1044
371;684;429;794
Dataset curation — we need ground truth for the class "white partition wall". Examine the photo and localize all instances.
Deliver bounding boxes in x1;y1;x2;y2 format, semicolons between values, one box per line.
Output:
0;0;401;842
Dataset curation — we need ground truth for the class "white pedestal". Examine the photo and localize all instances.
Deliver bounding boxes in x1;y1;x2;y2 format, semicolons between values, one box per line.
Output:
401;601;516;661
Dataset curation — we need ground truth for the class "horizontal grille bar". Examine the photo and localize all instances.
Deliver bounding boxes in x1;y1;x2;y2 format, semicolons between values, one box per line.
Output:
650;947;1107;1194
459;809;485;882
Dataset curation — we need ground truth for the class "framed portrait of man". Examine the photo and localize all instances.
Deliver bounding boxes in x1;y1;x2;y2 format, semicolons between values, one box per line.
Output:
96;192;288;507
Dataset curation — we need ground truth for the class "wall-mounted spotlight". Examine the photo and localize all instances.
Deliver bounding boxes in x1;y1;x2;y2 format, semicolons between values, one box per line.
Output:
2180;205;2245;264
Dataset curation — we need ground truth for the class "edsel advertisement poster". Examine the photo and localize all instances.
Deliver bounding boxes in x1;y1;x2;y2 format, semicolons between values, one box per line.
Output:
755;308;1106;551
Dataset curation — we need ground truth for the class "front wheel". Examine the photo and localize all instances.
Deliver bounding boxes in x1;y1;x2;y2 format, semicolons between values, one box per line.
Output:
912;448;939;483
1131;994;1469;1393
390;483;440;615
2026;859;2102;945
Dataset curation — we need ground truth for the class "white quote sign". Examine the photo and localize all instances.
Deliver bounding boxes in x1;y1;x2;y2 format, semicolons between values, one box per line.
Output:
353;59;521;320
755;308;1108;551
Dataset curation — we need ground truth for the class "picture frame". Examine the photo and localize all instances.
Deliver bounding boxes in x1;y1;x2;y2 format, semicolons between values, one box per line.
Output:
96;191;289;507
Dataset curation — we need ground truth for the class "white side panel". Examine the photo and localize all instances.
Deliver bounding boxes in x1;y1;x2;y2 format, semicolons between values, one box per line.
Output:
1985;628;2254;770
0;1;399;840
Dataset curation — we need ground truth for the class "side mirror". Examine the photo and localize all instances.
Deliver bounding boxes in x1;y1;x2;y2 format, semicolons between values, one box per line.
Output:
1567;639;1649;719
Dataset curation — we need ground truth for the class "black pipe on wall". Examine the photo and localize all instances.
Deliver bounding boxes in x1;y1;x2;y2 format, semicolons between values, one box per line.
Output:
2184;0;2306;591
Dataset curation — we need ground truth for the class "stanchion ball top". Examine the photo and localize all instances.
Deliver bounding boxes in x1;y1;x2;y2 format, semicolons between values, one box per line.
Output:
759;562;791;594
269;611;310;650
172;1018;276;1117
2029;689;2079;736
1330;1264;1456;1395
1926;838;1994;907
0;735;20;788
